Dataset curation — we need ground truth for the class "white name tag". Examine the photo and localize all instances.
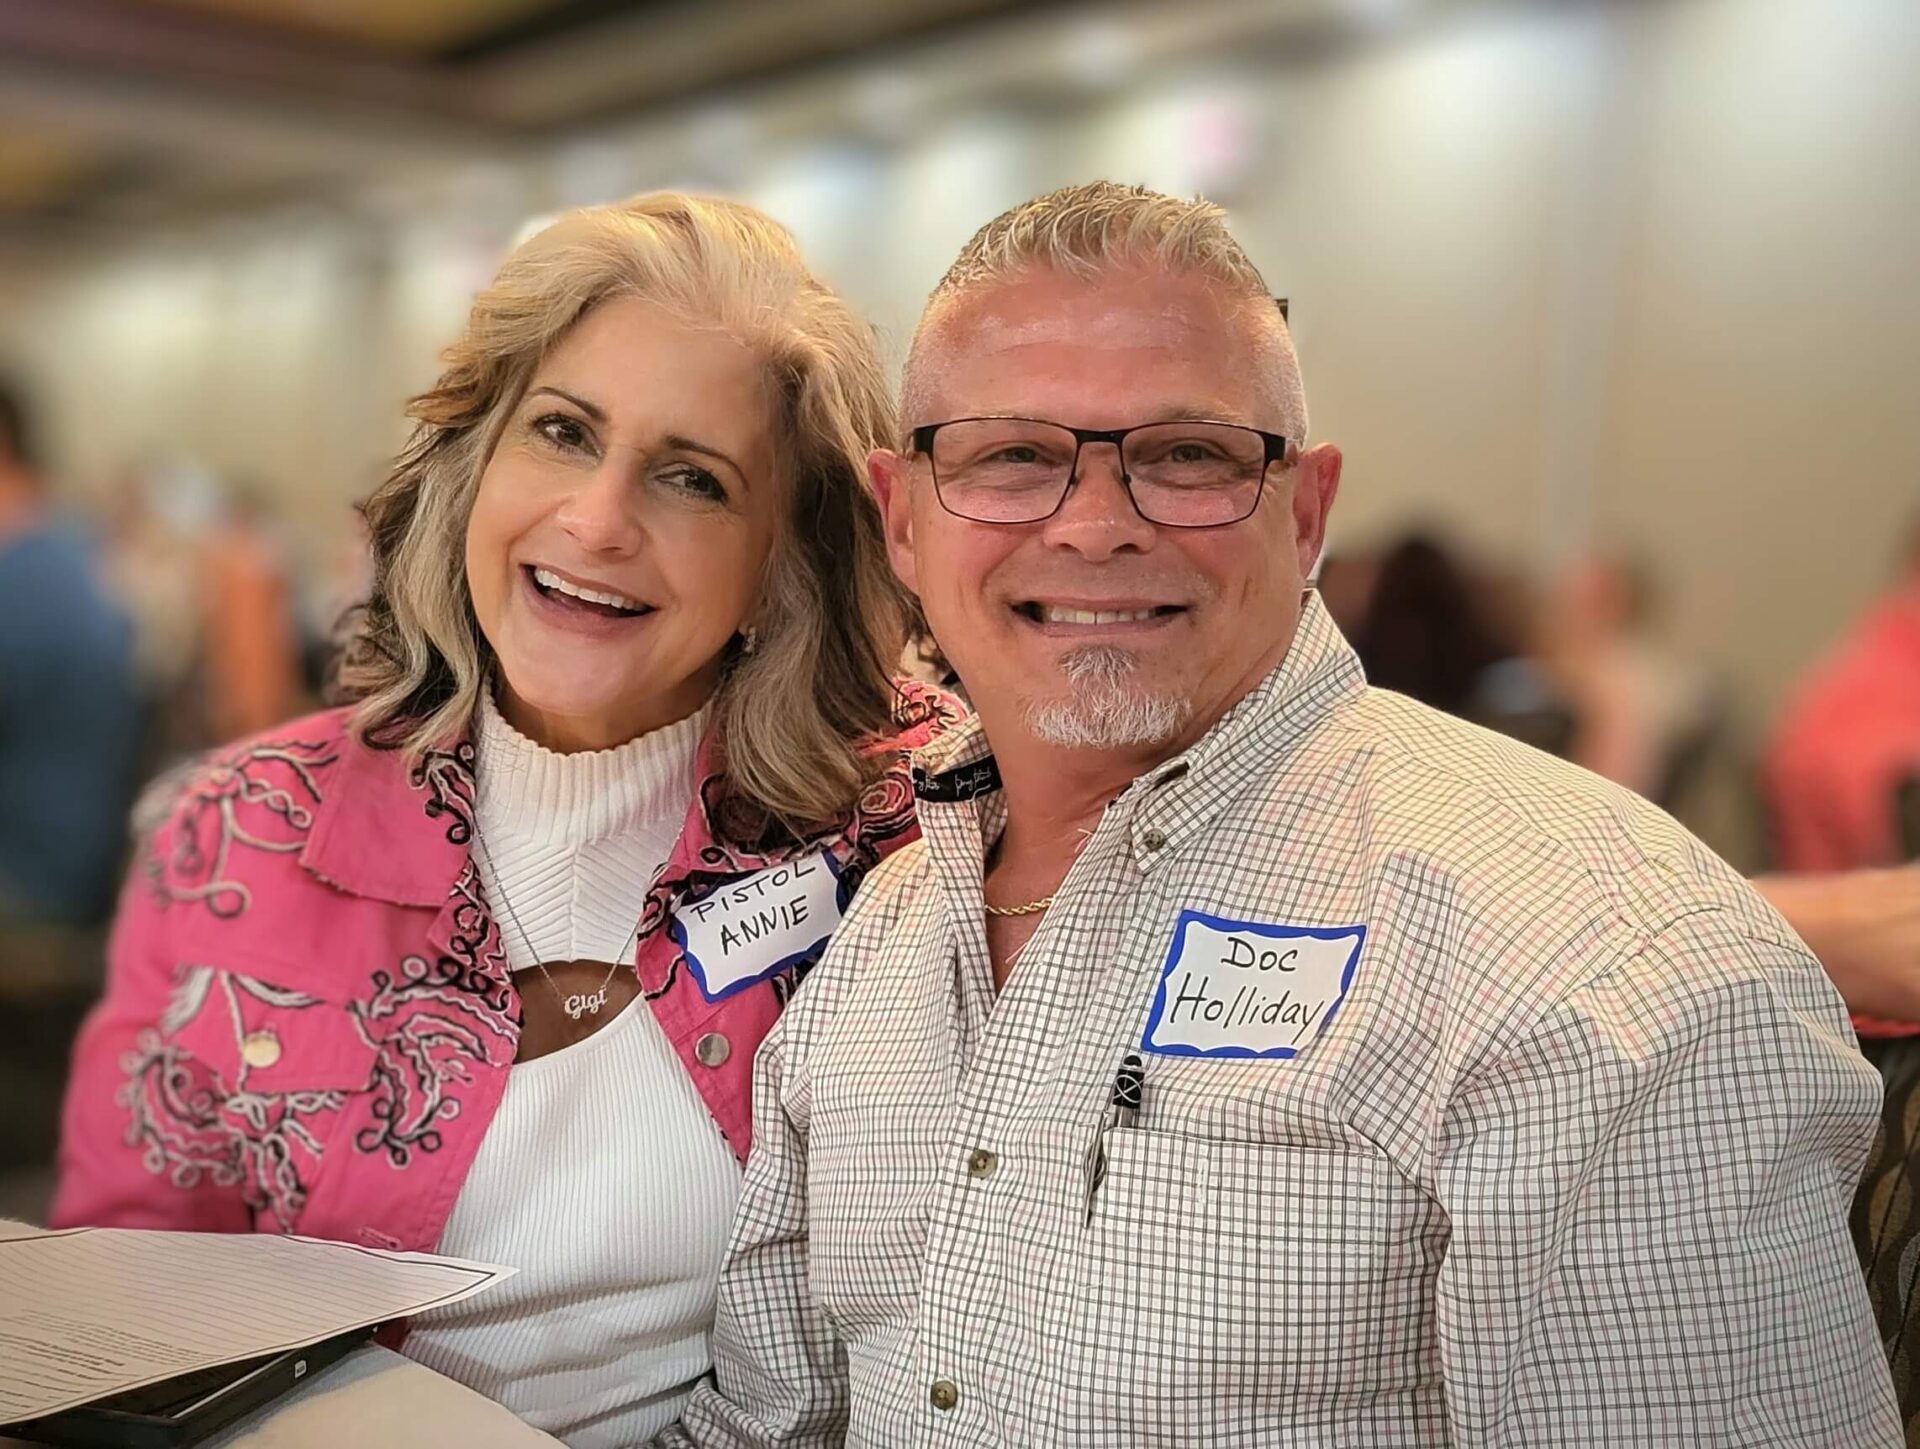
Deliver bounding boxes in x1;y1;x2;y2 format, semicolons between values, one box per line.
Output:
1142;910;1365;1059
670;851;847;1002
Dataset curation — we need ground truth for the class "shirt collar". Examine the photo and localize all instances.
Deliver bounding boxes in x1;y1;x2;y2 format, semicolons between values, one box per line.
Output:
1122;591;1364;869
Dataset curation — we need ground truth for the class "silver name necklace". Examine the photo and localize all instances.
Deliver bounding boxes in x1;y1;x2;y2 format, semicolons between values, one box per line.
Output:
473;830;640;1022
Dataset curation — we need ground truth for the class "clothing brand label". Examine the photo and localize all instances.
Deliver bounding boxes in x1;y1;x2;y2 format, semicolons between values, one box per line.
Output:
912;758;1002;802
1142;910;1365;1059
671;851;847;1001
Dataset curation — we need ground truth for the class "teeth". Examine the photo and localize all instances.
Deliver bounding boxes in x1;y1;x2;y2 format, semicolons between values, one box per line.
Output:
1040;606;1160;625
534;568;643;613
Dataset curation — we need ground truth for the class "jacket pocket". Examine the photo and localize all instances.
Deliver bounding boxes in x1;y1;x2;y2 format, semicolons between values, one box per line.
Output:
162;964;380;1096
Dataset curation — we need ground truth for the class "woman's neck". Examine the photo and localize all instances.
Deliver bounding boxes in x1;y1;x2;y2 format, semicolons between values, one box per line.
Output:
496;677;715;756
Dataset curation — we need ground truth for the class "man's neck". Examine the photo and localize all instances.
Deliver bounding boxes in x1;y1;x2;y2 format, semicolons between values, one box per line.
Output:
991;740;1167;865
976;599;1310;880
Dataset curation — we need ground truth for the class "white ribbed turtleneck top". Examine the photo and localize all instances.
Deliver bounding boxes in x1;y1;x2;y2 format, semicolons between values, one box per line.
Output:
402;692;742;1448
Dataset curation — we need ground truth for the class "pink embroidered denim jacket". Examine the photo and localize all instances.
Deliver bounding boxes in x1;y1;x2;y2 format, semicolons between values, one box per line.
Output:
53;684;958;1253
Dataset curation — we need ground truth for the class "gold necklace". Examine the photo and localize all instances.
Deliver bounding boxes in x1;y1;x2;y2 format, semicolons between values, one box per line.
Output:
984;895;1055;918
476;831;636;1021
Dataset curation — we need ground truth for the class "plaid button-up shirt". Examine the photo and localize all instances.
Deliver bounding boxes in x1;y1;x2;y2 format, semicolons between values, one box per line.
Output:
675;595;1898;1447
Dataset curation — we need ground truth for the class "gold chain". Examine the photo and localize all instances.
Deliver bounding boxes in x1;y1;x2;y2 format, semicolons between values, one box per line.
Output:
984;895;1055;918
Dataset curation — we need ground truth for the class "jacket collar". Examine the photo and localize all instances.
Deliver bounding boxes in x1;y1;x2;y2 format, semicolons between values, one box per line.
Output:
300;733;476;909
301;676;962;916
297;722;847;916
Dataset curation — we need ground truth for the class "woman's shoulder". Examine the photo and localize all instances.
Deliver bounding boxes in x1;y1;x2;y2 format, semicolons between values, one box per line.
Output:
131;705;367;848
880;676;969;754
839;680;967;859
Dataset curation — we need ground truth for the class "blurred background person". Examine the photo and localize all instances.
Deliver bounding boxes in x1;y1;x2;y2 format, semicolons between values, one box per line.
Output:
1347;531;1505;712
1763;516;1920;1417
197;482;308;742
1539;551;1719;812
1309;546;1379;642
1347;529;1574;756
1766;518;1920;1029
299;506;377;699
98;464;212;770
0;375;142;936
1766;517;1920;881
0;374;142;1203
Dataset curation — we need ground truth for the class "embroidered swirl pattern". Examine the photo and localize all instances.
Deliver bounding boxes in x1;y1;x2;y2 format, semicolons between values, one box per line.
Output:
153;739;338;919
119;970;349;1231
352;862;517;1168
115;685;959;1222
411;740;478;847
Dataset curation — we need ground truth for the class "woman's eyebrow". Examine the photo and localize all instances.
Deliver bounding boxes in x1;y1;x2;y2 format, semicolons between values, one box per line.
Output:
526;385;605;421
664;433;748;484
528;388;750;486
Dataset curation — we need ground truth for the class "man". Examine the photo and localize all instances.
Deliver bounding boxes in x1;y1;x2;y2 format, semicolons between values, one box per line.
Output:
0;375;141;1176
1766;520;1920;882
675;184;1897;1444
0;376;142;932
1763;522;1920;1421
1764;524;1920;1045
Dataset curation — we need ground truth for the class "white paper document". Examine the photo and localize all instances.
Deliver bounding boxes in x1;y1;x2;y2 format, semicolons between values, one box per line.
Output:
0;1222;513;1422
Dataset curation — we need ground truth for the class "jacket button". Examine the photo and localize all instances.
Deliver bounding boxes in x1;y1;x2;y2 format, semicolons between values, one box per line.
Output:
695;1032;731;1067
929;1379;959;1412
241;1030;282;1069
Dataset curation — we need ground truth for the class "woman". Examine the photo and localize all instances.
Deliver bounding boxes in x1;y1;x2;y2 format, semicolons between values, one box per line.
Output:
53;193;958;1446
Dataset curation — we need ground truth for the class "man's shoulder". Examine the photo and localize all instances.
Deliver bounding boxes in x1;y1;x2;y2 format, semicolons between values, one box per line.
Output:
786;838;934;1030
834;839;935;954
1305;685;1766;945
1299;692;1845;1098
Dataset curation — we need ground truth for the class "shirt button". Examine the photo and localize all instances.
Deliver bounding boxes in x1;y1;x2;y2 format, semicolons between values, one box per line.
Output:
241;1030;281;1069
966;1148;999;1179
929;1379;959;1412
694;1032;731;1067
1140;827;1168;852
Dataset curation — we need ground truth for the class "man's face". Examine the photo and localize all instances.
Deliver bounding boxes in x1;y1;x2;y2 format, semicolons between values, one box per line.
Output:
870;264;1342;757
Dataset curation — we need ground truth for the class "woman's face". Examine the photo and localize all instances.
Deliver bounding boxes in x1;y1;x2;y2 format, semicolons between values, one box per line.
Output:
466;295;783;752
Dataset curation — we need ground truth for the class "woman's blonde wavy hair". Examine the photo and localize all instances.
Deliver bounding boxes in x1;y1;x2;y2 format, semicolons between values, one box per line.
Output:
335;192;911;833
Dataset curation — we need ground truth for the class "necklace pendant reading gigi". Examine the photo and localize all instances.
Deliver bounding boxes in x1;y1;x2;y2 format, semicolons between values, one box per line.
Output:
564;985;610;1021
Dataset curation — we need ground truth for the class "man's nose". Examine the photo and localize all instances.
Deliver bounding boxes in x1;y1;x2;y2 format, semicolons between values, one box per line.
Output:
1038;442;1158;560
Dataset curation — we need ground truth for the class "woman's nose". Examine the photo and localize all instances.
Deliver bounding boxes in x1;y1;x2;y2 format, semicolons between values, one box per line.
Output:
552;461;644;554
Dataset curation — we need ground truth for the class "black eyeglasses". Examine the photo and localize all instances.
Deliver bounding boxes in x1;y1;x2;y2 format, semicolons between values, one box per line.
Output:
908;416;1294;528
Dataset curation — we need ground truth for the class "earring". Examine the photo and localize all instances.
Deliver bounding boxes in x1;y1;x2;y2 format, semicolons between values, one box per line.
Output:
741;625;759;655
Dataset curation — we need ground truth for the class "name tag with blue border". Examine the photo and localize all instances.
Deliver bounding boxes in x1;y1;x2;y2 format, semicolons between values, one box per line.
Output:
670;851;848;1002
1142;910;1365;1059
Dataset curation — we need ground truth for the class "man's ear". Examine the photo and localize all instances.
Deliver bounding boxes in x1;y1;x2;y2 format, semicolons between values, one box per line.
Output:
1291;442;1342;581
867;448;920;595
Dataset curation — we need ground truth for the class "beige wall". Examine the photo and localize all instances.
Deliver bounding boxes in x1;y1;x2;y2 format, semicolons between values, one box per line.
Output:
1;0;1913;759
1596;0;1920;724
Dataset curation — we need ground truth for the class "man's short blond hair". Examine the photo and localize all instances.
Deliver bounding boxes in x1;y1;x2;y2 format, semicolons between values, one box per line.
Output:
902;181;1307;440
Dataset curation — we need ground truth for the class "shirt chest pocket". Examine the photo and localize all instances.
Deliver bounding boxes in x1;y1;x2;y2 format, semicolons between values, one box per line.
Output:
1069;1130;1441;1428
164;964;380;1097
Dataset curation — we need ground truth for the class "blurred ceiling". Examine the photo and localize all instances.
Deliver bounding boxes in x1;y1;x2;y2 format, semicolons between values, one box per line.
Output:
135;0;576;57
0;0;1042;238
